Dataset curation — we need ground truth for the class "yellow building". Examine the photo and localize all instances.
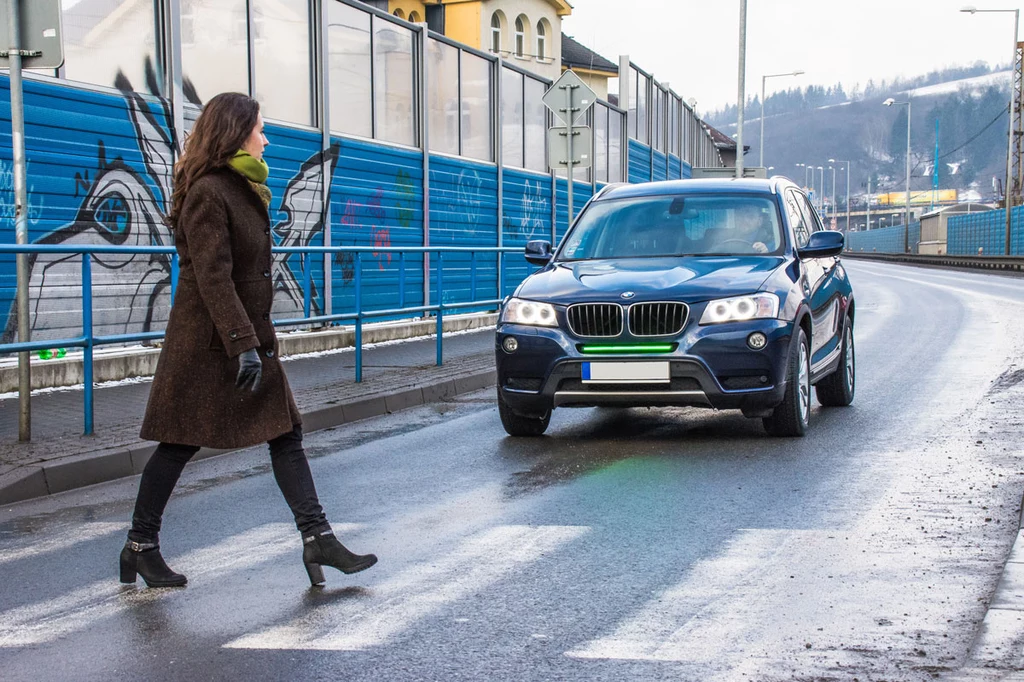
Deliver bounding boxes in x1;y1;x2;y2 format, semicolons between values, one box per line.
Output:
386;0;573;82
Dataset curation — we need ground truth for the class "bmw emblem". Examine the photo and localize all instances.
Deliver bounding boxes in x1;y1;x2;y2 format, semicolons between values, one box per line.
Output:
620;291;635;299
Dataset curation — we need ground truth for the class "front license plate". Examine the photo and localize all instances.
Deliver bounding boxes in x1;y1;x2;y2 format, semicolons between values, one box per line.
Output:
582;361;670;383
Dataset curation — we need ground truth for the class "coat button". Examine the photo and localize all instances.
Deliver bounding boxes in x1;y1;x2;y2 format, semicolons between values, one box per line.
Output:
264;228;270;235
266;349;275;358
263;270;271;278
262;312;269;320
229;331;237;339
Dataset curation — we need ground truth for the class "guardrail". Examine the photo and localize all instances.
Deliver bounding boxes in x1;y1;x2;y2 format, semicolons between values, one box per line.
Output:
0;244;525;436
842;250;1024;273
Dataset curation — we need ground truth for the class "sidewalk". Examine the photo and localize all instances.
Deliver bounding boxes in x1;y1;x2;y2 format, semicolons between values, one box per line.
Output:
0;320;498;505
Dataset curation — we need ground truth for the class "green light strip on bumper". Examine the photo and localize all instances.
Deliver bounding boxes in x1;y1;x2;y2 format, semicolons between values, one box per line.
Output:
580;344;675;354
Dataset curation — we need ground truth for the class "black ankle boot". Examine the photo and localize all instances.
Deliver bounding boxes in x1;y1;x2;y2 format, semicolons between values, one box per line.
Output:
119;540;188;587
302;531;377;586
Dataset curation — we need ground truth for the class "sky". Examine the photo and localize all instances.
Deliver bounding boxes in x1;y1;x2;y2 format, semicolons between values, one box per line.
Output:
561;0;1024;114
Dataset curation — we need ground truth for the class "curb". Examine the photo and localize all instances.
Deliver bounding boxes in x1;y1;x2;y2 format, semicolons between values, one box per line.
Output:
0;368;497;506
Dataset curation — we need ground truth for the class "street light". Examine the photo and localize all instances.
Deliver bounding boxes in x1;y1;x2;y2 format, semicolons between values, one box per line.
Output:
828;165;837;225
883;97;912;252
759;70;804;167
737;0;747;179
830;158;852;233
817;166;825;212
961;6;1019;255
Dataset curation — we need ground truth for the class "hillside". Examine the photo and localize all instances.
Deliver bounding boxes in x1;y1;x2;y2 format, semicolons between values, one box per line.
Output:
706;64;1012;207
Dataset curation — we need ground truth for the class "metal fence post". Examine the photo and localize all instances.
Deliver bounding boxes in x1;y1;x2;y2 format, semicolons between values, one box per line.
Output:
354;252;362;383
82;253;94;436
436;251;444;366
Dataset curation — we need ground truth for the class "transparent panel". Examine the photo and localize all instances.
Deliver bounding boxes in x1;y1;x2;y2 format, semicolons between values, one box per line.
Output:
502;68;524;168
670;98;679;157
636;74;648;144
628;67;639;139
428;38;459;154
62;0;160;91
595;105;608;183
179;0;248;103
524;77;547;172
374;17;416;146
608;110;623;182
460;52;493;161
329;2;372;138
253;0;312;125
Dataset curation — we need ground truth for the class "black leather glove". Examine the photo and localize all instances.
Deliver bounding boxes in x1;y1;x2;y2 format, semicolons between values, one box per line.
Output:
235;348;262;392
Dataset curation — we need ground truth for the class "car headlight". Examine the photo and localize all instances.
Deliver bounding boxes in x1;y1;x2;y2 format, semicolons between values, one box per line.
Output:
500;298;559;327
699;293;779;325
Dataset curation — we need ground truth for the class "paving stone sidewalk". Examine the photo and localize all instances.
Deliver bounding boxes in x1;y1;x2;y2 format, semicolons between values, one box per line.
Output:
0;329;496;503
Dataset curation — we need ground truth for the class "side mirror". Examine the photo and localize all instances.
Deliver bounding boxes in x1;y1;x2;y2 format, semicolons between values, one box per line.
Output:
525;240;553;266
797;231;844;259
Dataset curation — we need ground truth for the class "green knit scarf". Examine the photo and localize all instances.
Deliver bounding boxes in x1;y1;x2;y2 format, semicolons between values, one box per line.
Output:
229;150;271;208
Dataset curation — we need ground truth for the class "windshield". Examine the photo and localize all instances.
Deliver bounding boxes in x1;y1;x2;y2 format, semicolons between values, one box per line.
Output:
557;194;785;260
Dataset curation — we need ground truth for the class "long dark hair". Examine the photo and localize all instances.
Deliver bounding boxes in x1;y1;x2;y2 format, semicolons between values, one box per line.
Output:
167;92;260;229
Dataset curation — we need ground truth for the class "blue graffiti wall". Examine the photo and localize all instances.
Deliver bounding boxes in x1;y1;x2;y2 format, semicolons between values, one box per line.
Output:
628;139;652;184
501;168;552;297
845;222;921;255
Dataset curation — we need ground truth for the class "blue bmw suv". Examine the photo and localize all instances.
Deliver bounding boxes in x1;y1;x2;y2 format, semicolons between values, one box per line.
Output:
495;177;855;437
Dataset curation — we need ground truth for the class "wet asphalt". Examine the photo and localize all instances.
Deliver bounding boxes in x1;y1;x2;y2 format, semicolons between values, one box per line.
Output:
1;260;1023;682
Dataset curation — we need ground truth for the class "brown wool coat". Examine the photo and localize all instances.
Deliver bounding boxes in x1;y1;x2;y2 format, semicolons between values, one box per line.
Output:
140;168;301;449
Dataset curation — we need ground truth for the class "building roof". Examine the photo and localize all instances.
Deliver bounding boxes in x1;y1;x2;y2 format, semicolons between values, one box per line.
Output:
561;34;618;74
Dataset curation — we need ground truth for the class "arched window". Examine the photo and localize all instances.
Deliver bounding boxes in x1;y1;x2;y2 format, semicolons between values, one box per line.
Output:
409;11;421;22
393;8;405;19
490;12;503;54
536;20;548;60
514;16;526;57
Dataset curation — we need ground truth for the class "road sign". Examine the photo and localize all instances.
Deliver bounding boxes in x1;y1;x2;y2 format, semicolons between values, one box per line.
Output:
547;126;592;169
0;0;64;69
542;69;597;126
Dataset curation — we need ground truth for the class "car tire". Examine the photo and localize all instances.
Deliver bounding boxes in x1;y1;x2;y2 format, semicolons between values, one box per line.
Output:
498;389;551;437
763;327;810;437
815;316;855;407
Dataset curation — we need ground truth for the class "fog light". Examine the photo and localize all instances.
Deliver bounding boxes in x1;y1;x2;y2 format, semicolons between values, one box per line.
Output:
502;336;519;353
747;332;767;350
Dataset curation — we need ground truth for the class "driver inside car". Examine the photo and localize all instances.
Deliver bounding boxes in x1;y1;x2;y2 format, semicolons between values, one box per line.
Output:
731;202;774;254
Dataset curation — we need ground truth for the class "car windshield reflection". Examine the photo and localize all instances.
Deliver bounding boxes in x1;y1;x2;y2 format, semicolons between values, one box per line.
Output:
557;194;785;261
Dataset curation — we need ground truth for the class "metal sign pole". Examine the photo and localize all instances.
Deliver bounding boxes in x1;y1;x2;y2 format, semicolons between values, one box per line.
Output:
7;0;31;441
564;82;577;236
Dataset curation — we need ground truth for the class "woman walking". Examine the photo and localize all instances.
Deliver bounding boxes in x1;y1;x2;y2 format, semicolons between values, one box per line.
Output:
121;93;376;588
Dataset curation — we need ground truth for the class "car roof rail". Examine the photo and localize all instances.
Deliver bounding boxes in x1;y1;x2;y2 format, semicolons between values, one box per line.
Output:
593;183;628;200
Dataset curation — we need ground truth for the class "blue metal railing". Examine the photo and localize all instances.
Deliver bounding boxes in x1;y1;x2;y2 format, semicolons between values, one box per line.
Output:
0;244;526;435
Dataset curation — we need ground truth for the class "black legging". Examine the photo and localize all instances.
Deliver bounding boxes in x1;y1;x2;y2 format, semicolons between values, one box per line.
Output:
128;424;329;542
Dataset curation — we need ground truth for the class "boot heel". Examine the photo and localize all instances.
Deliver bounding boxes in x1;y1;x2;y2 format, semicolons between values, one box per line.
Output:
119;553;137;584
305;562;325;586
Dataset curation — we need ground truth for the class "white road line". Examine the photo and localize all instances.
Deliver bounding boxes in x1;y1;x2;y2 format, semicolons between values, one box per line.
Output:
225;524;588;651
566;528;797;662
0;523;360;647
0;522;124;565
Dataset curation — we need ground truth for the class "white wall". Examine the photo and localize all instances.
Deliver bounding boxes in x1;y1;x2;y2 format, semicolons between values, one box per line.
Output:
480;0;562;82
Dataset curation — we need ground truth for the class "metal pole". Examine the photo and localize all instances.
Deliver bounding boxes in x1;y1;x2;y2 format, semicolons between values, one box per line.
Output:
563;81;577;234
818;166;824;212
830;165;836;223
846;162;851;232
9;0;31;441
1007;10;1019;254
736;0;747;178
905;100;912;252
759;74;765;168
866;176;871;230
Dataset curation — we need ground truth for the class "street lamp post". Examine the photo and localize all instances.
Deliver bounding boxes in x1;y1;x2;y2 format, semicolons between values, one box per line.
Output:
736;0;747;179
961;6;1019;254
884;97;912;252
828;165;837;226
817;166;825;212
759;70;804;167
830;158;852;232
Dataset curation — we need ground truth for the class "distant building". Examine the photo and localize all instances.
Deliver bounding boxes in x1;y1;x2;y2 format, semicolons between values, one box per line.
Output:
705;123;748;168
383;0;571;82
560;34;617;100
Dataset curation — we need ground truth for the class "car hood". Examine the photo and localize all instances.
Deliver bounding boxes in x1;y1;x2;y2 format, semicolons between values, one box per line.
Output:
515;256;786;305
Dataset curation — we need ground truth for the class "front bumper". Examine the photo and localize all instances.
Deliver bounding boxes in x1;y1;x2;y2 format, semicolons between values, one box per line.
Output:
496;318;792;416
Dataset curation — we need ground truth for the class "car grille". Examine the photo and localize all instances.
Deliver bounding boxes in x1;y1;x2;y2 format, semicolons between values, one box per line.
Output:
628;302;688;336
567;303;623;337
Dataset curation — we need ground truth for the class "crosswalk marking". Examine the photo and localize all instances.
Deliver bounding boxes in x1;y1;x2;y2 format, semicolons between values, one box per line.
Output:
0;522;123;565
566;529;796;662
225;524;588;651
0;523;360;647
